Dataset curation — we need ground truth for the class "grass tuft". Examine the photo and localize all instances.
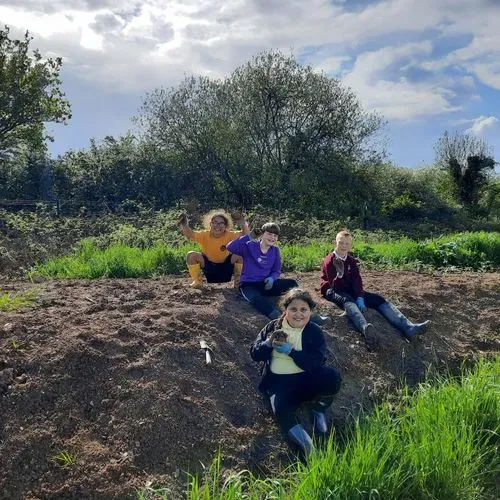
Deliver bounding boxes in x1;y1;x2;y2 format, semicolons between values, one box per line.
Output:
52;450;77;469
0;289;37;312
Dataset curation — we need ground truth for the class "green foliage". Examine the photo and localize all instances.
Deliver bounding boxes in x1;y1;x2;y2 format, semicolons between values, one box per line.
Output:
434;131;496;212
30;240;197;279
29;231;500;279
51;450;77;469
0;25;71;156
0;289;36;312
184;357;499;499
356;232;500;270
382;193;423;218
137;50;384;212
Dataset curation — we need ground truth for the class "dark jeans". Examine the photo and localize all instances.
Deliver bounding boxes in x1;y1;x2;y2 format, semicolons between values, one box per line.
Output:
240;278;298;317
267;366;342;431
325;289;386;310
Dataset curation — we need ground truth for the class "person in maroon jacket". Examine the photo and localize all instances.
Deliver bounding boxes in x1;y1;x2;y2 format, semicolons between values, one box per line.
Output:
320;230;430;350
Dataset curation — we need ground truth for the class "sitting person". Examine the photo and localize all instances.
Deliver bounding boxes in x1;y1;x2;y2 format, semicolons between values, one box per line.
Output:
320;229;430;350
250;288;342;455
227;222;329;324
179;210;249;288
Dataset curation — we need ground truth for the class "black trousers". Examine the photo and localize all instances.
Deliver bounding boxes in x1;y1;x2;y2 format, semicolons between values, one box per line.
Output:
240;278;298;316
324;289;386;310
266;366;342;432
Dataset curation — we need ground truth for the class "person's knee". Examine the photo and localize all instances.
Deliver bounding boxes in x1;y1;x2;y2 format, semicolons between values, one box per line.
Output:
186;251;202;264
231;254;243;264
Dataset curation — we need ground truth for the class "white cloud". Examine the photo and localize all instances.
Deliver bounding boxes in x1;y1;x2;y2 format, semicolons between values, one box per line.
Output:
341;42;462;120
0;0;498;119
465;115;499;135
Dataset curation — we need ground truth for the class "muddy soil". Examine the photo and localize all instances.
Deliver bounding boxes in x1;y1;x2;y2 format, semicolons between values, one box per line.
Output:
1;271;499;499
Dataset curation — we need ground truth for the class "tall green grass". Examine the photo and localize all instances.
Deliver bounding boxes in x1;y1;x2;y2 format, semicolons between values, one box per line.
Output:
30;232;500;279
0;289;36;312
179;357;499;500
30;240;198;279
355;231;500;270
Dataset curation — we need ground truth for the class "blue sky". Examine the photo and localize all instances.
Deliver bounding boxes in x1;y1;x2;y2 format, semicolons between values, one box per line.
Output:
2;0;500;168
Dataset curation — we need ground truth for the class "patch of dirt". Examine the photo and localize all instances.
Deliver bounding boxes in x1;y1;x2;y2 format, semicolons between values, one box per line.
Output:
0;271;499;499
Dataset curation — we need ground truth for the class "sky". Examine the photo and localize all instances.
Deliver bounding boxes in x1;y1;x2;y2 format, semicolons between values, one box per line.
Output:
2;0;500;168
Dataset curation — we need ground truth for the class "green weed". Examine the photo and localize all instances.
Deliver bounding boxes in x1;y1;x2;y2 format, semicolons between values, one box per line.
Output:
0;289;36;312
52;450;77;469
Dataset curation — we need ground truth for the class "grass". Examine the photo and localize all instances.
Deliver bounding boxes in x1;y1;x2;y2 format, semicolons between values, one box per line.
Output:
177;357;499;500
52;450;77;469
0;289;36;312
30;232;500;279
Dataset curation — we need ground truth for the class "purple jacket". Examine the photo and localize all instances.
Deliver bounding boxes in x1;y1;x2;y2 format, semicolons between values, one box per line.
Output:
227;234;281;284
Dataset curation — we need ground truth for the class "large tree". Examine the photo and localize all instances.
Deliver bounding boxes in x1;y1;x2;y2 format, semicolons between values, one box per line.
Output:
0;26;71;157
434;131;496;211
137;51;384;210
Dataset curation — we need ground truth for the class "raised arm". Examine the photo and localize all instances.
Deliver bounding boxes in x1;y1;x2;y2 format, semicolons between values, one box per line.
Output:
179;213;195;240
226;233;251;256
230;211;250;235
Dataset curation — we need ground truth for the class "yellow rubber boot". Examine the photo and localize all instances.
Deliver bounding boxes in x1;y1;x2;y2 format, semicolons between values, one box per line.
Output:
233;263;243;288
188;264;203;288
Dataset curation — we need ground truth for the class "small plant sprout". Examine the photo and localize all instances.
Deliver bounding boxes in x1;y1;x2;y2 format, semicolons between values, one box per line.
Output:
52;450;77;469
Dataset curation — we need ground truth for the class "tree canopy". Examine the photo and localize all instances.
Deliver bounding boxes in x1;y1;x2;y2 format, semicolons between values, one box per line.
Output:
434;131;496;211
137;51;384;211
0;25;71;157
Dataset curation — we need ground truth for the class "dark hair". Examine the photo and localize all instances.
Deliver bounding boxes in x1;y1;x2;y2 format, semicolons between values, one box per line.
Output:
261;222;280;235
279;288;316;311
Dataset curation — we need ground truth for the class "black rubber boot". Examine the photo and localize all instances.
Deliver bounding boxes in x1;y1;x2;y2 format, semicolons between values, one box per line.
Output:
288;424;314;455
378;302;430;338
311;314;332;327
344;302;379;350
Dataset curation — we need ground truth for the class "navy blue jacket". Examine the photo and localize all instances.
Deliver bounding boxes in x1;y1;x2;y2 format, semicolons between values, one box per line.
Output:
250;319;328;392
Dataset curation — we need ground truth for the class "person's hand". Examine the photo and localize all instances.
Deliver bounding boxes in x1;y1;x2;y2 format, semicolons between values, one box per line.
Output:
332;257;344;279
178;213;188;227
273;342;292;354
271;329;287;343
356;296;366;312
250;226;262;240
230;211;245;225
264;276;274;290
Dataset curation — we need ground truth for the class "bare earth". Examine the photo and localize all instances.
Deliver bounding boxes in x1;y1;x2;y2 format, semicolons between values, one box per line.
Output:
1;271;499;499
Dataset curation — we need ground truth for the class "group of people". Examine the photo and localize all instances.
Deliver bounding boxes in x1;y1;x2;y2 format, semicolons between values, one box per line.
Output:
180;210;430;454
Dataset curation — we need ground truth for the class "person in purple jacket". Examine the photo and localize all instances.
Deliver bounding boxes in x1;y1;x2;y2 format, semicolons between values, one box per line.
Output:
228;222;331;325
227;222;298;320
320;229;430;350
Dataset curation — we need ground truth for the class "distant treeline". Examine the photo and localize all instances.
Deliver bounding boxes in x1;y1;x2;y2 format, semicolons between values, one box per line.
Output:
1;51;498;224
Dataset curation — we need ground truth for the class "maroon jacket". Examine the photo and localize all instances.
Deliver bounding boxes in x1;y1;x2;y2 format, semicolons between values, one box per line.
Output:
320;252;364;298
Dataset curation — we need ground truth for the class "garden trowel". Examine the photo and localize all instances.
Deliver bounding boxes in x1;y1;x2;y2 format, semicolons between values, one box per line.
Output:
199;340;213;365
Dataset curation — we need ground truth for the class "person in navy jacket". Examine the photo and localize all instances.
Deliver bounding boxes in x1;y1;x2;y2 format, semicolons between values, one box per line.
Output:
250;288;342;455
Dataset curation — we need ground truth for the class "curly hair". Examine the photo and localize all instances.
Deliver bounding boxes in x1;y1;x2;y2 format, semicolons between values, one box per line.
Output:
202;209;233;231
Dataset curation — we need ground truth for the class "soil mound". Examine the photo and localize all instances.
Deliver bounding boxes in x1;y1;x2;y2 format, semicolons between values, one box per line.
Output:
1;271;499;499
